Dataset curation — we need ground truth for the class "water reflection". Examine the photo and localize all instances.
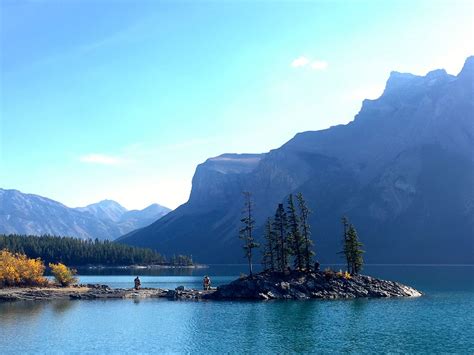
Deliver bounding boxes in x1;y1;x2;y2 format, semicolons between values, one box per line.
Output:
51;299;77;315
0;301;45;322
1;265;473;354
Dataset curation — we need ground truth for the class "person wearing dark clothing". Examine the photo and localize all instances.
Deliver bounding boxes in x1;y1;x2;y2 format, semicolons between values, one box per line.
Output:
203;276;211;290
134;276;141;290
314;261;321;271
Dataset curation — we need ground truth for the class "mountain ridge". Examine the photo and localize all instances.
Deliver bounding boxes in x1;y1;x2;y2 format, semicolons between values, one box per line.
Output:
120;56;474;264
0;188;171;240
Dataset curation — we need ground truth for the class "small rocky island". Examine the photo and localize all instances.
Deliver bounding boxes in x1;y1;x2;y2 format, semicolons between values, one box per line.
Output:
0;270;421;302
210;270;421;300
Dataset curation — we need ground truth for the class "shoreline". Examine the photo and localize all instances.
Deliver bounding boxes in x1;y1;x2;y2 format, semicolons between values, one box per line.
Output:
0;271;422;302
76;264;209;270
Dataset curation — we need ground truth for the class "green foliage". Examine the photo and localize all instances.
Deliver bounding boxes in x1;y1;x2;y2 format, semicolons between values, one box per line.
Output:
339;218;364;275
273;203;290;272
239;192;259;275
287;194;304;270
262;218;276;271
260;192;315;273
0;234;192;266
296;192;314;270
168;254;194;266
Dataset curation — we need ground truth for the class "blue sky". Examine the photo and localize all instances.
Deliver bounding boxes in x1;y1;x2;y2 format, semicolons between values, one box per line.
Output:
1;0;473;209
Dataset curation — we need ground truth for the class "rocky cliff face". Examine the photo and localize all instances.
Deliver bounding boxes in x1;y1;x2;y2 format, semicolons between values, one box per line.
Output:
121;57;474;264
0;189;170;240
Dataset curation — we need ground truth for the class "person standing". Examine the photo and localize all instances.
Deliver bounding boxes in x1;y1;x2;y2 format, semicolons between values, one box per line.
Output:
203;276;211;290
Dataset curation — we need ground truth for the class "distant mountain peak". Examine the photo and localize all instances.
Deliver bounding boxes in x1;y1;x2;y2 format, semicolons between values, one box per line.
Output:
458;55;474;78
91;199;126;208
0;189;172;240
425;68;447;79
120;56;474;264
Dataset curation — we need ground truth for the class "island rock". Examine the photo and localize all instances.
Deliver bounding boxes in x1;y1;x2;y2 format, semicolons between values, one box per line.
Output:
210;271;422;300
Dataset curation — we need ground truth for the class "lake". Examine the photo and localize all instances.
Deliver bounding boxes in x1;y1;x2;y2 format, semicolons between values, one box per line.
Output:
1;265;473;353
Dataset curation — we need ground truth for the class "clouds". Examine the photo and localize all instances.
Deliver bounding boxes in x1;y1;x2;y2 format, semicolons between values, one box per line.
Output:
79;154;123;165
291;56;310;68
291;56;328;70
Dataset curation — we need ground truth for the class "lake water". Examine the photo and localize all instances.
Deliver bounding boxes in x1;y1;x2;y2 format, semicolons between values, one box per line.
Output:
1;265;473;353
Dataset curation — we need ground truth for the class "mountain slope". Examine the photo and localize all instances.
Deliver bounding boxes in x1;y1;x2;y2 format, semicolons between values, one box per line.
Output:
76;200;170;229
0;189;171;240
76;200;128;222
121;57;474;263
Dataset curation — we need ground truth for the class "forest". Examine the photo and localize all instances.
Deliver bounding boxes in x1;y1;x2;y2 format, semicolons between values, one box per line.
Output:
0;234;193;266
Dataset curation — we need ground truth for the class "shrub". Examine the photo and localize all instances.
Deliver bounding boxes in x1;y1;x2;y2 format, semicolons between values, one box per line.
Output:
323;267;335;280
335;270;352;280
49;263;77;286
0;249;47;287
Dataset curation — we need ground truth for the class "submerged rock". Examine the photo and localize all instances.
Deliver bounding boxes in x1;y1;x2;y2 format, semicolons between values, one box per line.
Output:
209;271;422;300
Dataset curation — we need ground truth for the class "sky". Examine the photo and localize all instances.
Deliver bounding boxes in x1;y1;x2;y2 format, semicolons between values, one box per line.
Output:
1;0;473;210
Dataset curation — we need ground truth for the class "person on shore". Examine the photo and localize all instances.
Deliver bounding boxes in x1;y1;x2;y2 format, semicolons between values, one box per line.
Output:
134;276;141;290
203;276;211;290
314;261;321;271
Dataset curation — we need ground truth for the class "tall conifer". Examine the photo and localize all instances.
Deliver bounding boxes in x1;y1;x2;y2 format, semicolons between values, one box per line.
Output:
296;193;314;270
239;192;259;276
262;218;276;271
273;203;289;272
287;194;304;270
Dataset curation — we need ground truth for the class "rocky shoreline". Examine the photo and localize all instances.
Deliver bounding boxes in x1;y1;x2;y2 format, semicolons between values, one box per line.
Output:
0;271;421;302
0;284;215;302
210;270;422;300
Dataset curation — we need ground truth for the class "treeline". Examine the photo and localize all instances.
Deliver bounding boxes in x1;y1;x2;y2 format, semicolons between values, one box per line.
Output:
239;192;364;275
0;234;193;266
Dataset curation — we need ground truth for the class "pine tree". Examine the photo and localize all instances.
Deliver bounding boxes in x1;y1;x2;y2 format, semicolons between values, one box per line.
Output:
239;192;259;276
273;203;289;272
287;194;304;270
339;217;364;275
340;216;351;273
347;224;364;275
296;193;314;270
262;218;276;271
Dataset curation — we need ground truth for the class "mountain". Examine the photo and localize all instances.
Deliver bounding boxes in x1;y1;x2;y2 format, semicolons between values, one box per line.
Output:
120;56;474;264
76;200;170;228
76;200;128;222
0;189;171;240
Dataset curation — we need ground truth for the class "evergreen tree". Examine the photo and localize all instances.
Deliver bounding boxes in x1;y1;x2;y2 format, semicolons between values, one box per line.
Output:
239;192;259;276
273;203;289;272
340;216;351;272
347;224;364;274
296;192;314;270
0;234;193;266
339;217;364;275
262;218;276;271
287;194;304;270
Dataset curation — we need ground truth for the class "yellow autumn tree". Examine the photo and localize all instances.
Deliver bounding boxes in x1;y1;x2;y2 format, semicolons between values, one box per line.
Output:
0;249;47;287
49;263;77;286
